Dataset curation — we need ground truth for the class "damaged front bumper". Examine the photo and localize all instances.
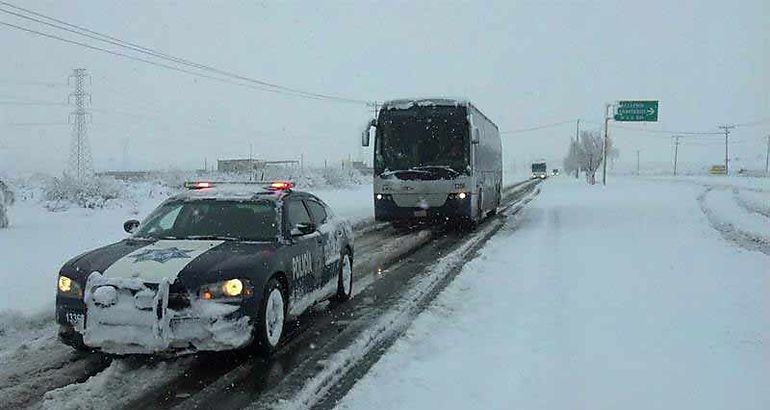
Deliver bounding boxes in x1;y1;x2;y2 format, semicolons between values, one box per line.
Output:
56;273;255;355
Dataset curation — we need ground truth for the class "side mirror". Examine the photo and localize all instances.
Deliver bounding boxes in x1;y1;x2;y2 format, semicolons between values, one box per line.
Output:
471;128;480;144
123;219;140;234
362;118;376;147
291;222;316;237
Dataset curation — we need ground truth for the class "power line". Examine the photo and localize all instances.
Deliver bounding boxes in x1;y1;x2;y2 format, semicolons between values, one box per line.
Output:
5;122;69;126
0;20;334;103
0;79;65;87
500;119;576;134
0;2;373;106
0;99;68;106
582;119;722;135
734;117;770;128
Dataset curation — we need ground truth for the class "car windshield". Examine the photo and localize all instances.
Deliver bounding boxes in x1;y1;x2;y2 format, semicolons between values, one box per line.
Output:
134;199;278;242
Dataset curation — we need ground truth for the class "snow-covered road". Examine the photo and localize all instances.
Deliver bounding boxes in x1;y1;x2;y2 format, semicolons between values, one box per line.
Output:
336;177;770;410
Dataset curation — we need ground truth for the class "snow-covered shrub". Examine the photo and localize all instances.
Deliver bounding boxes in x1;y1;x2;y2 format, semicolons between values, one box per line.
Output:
43;176;126;210
0;193;7;228
0;177;11;228
0;178;14;206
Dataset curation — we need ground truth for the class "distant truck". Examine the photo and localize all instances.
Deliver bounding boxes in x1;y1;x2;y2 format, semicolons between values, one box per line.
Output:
531;162;547;179
709;165;727;175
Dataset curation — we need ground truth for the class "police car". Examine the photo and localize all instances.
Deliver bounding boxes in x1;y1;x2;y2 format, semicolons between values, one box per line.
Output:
55;181;354;355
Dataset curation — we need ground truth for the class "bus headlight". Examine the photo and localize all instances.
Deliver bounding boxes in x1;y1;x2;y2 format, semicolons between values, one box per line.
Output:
376;194;383;200
458;192;467;200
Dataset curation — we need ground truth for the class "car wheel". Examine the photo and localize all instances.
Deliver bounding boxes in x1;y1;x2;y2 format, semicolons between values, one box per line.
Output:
331;252;353;302
255;278;286;354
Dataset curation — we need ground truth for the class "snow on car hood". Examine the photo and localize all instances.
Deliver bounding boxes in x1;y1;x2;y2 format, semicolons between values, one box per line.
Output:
101;239;224;283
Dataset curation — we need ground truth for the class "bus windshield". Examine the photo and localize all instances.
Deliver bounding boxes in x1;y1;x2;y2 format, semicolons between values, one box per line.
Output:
374;106;469;176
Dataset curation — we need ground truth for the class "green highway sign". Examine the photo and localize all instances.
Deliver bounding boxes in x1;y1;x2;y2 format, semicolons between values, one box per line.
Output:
614;100;659;122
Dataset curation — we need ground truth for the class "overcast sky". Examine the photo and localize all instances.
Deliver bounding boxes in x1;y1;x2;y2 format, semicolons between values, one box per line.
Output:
0;0;768;175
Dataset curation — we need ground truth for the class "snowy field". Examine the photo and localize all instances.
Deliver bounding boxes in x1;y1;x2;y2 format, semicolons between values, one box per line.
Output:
336;176;770;410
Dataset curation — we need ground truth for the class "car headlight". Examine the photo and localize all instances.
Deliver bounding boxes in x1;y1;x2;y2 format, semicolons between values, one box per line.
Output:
200;279;252;300
57;275;83;298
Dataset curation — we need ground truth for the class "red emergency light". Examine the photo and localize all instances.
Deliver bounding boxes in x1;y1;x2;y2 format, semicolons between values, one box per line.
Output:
268;181;294;191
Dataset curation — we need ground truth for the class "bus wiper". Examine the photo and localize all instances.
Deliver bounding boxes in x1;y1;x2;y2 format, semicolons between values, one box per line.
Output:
412;165;459;176
381;168;431;177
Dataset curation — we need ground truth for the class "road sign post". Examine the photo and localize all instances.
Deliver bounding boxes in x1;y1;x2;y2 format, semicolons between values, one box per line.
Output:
602;100;659;186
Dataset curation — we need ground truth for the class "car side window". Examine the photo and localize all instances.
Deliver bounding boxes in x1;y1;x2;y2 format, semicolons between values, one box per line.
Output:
286;199;312;230
305;200;328;225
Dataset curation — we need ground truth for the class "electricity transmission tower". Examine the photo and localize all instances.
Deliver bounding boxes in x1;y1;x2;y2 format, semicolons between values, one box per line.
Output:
67;68;93;179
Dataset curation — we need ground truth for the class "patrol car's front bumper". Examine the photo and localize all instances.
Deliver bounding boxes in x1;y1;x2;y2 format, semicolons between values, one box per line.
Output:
56;280;257;355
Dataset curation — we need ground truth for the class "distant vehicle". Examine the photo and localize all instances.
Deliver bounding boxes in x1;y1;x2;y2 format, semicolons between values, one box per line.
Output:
709;165;727;175
531;161;547;179
361;98;502;225
551;169;560;176
56;181;354;355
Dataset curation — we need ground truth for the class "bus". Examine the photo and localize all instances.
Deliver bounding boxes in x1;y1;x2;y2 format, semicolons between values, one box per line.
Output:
361;98;502;225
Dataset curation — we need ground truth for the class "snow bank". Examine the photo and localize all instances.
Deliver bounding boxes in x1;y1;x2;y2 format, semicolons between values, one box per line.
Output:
336;177;770;410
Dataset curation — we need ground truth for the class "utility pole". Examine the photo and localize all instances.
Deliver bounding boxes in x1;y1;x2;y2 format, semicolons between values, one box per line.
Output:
672;136;681;176
575;118;580;179
765;135;769;176
602;104;612;186
67;68;93;179
635;149;640;176
718;125;735;175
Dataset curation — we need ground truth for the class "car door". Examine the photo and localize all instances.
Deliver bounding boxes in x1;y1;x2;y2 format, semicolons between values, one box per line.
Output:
284;198;323;300
304;198;339;295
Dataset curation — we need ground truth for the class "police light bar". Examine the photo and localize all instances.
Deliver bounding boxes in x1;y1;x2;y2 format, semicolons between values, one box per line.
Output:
183;181;295;191
184;181;213;189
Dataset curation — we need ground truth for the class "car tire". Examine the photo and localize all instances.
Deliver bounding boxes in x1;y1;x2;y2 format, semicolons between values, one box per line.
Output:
331;252;353;303
254;278;286;355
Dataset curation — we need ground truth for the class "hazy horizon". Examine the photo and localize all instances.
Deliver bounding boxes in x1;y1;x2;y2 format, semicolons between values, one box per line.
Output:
1;0;768;176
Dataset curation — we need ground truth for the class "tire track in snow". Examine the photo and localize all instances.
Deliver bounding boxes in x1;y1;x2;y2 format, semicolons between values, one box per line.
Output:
732;188;770;219
698;187;770;256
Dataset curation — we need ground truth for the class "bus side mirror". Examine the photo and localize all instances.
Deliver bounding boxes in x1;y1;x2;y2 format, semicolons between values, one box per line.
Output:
471;128;480;144
362;118;376;147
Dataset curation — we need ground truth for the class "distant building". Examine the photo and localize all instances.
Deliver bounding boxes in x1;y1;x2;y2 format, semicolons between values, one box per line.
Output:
217;159;300;173
351;160;373;175
96;171;154;181
217;159;263;173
